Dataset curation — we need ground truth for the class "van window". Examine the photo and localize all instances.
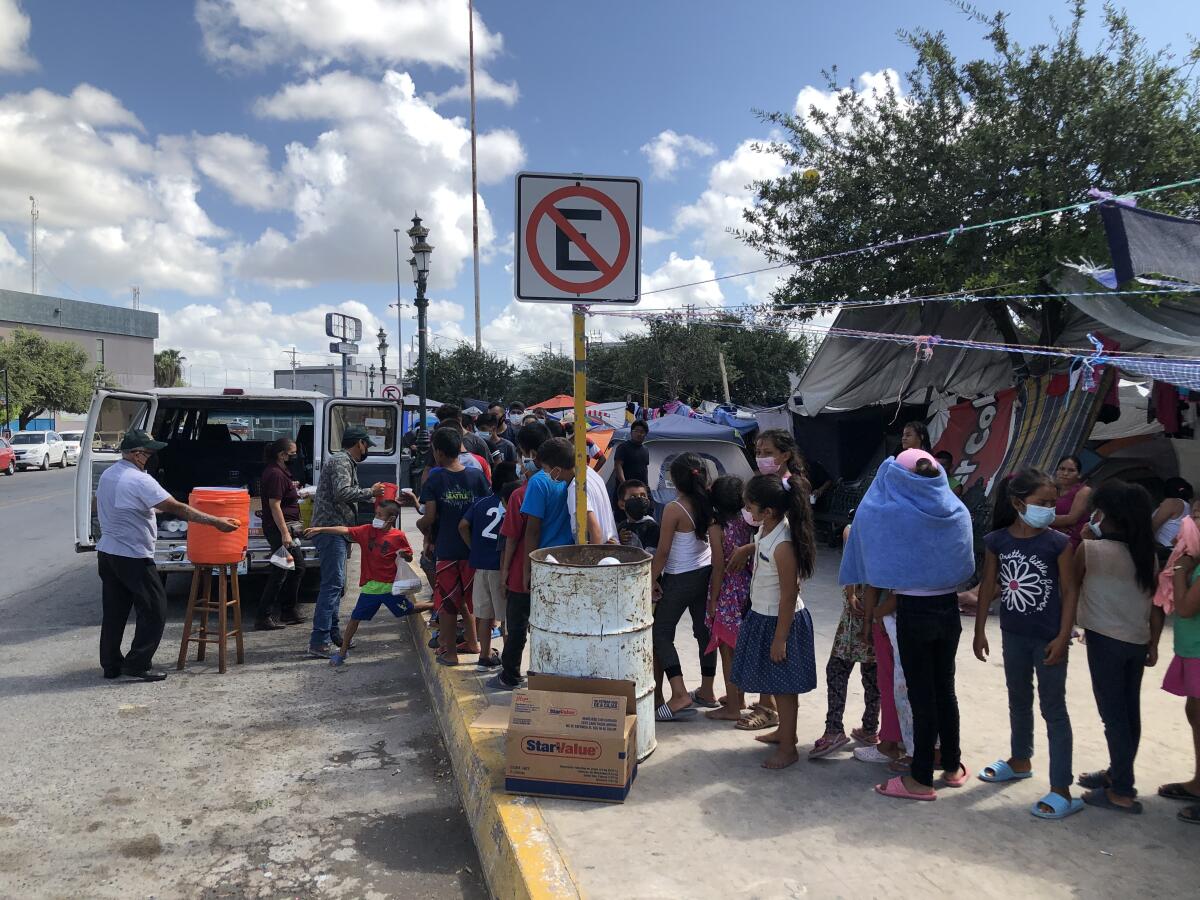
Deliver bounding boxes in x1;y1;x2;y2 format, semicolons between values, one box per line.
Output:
328;404;396;455
94;396;152;452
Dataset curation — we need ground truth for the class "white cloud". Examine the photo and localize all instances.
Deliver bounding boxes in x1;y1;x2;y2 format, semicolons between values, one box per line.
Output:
234;69;524;289
640;130;716;179
154;295;405;389
672;139;786;301
641;225;672;246
0;85;224;296
193;132;289;211
196;0;513;99
427;299;465;322
0;0;35;72
795;68;901;128
427;68;520;107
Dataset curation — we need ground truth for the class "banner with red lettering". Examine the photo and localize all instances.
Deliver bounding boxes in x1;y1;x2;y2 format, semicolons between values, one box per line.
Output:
932;389;1017;494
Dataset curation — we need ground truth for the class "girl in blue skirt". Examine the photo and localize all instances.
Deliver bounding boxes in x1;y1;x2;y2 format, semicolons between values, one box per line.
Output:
731;473;818;769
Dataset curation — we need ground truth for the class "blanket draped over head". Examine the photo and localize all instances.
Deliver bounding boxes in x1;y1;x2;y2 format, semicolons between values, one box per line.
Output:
839;457;975;591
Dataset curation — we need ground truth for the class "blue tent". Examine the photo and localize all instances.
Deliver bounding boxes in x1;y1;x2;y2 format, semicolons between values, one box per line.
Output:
612;415;745;447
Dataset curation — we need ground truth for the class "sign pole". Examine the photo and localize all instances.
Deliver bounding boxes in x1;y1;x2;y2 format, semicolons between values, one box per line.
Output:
572;305;588;545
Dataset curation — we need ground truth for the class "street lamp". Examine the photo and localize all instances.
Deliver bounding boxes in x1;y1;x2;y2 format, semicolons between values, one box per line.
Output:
407;212;433;450
377;327;388;391
368;363;376;397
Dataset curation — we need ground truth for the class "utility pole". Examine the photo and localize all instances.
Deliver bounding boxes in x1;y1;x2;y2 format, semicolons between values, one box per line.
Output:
643;375;649;412
28;196;38;295
717;350;731;404
284;348;298;389
468;0;482;351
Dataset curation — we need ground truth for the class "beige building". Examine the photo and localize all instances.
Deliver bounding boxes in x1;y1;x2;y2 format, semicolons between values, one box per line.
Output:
1;288;158;429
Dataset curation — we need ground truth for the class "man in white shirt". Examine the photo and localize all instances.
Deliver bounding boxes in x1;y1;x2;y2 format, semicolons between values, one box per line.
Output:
568;464;619;544
96;430;239;681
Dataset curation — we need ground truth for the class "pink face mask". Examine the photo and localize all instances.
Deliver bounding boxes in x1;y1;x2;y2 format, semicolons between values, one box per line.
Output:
756;456;780;475
742;508;761;527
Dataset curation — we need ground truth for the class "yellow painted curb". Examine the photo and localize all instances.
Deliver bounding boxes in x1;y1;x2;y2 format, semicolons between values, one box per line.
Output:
407;614;582;900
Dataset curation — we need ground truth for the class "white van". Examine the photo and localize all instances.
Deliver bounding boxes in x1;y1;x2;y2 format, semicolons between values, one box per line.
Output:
74;387;404;573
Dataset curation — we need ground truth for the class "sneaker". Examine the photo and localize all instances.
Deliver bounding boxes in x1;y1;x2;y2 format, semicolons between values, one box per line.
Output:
853;745;895;764
488;673;523;690
307;643;335;659
122;669;168;682
330;652;346;667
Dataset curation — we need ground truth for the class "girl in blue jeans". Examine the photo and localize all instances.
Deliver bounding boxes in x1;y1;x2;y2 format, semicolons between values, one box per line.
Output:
974;470;1082;818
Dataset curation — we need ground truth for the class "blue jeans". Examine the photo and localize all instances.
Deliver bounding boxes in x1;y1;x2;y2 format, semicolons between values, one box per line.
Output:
1002;630;1073;788
1085;629;1145;798
311;533;347;648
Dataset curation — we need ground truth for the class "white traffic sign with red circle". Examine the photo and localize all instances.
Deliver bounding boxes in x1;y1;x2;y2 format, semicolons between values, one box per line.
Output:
515;172;641;304
381;384;401;401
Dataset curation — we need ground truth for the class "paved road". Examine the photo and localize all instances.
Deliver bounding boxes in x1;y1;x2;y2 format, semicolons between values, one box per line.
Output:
0;473;485;899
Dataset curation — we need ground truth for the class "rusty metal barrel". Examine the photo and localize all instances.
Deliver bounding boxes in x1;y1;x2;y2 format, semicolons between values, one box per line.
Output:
528;544;656;760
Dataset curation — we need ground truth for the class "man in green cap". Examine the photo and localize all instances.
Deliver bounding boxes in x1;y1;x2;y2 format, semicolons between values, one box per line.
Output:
96;429;240;681
308;425;387;657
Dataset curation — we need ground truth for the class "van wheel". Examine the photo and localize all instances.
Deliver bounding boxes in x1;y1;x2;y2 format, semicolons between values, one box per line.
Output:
39;455;49;471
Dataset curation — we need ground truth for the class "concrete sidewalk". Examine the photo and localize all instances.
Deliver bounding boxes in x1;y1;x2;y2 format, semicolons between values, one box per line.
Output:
424;543;1198;899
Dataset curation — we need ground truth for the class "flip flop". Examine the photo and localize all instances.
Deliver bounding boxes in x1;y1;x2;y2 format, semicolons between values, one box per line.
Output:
979;759;1034;783
735;704;779;731
1179;804;1200;825
851;728;879;746
1082;788;1142;814
942;764;971;788
875;776;936;802
689;690;721;709
1031;792;1086;820
655;703;698;722
435;655;460;667
1158;782;1200;802
808;733;851;759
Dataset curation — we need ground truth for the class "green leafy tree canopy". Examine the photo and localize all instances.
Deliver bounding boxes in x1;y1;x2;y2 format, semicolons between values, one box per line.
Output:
0;327;98;429
409;344;515;406
737;1;1200;374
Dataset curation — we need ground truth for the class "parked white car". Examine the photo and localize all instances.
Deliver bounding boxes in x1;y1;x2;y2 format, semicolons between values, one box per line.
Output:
11;431;69;470
59;431;83;465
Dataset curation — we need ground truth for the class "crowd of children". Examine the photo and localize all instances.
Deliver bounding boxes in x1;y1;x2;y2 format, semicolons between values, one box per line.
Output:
331;401;1200;827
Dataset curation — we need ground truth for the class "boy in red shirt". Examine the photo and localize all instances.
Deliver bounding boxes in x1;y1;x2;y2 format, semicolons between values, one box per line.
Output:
305;499;413;667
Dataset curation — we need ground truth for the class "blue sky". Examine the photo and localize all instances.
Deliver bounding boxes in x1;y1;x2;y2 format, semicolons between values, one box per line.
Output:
0;0;1185;387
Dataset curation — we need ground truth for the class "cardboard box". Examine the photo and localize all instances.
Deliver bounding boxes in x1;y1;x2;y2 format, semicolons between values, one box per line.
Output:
504;674;638;803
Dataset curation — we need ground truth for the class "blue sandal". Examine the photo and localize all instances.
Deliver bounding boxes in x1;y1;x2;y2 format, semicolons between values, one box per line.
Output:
978;759;1034;783
1031;792;1085;820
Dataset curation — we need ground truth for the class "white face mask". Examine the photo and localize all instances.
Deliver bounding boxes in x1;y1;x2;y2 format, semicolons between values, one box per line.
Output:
371;517;387;529
1088;512;1104;538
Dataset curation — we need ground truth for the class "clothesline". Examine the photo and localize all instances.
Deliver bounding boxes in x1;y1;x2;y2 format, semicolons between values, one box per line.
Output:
639;175;1200;297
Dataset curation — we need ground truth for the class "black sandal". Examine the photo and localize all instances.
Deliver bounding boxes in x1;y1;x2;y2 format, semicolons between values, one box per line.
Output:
1158;782;1200;801
1082;788;1143;815
1179;805;1200;825
1077;770;1111;790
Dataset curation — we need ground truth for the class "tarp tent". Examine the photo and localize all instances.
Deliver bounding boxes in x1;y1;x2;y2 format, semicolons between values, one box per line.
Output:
601;416;753;508
530;394;577;411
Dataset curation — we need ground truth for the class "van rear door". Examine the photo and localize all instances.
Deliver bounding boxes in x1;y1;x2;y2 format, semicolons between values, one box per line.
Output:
322;400;400;525
74;390;158;551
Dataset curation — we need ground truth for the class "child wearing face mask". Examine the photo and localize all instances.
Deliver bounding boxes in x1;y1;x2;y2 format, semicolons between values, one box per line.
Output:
617;480;660;553
304;500;414;668
973;469;1082;819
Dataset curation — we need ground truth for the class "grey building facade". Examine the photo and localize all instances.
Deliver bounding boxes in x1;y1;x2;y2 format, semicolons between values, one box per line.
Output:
0;288;158;391
274;364;399;399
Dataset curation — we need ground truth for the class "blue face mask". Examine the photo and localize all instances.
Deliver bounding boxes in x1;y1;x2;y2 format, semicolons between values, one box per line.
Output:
521;458;538;477
1019;504;1056;530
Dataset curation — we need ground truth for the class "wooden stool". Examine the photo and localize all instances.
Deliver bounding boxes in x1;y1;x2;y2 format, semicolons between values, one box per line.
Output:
177;563;244;673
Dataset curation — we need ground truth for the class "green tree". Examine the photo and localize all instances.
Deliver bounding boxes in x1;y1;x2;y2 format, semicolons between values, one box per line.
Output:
410;345;515;405
154;349;187;387
512;351;574;405
717;319;812;406
737;1;1200;376
0;327;97;429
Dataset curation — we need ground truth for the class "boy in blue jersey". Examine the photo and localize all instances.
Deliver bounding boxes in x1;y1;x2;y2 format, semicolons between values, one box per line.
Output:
519;437;575;591
460;461;517;668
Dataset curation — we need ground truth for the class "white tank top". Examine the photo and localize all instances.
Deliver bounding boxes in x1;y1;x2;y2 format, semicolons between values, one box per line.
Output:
749;519;803;616
1155;498;1189;547
663;500;712;574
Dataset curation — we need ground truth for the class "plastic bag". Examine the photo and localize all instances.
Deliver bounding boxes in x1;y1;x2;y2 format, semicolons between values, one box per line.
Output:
392;559;422;594
269;546;294;570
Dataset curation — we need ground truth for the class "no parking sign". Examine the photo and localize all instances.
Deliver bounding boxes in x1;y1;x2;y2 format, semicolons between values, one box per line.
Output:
515;172;641;304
